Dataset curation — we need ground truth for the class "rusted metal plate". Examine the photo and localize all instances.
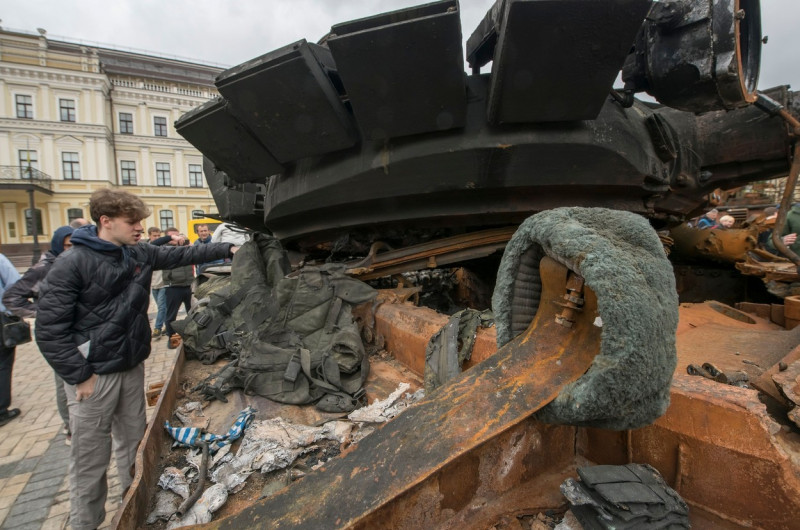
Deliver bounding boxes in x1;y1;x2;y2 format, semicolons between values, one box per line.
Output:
583;375;800;529
675;302;800;389
204;258;601;529
669;223;758;263
373;302;497;376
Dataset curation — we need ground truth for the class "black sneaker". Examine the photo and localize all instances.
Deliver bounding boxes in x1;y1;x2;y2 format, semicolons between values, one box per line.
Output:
0;408;21;427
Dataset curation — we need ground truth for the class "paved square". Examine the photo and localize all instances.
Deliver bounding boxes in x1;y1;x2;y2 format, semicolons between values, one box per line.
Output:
0;303;178;529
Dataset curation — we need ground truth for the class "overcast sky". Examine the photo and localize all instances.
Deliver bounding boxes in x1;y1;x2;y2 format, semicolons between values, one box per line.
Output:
2;0;798;91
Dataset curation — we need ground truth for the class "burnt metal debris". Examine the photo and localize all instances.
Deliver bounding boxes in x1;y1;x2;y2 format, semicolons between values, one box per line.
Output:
175;0;796;253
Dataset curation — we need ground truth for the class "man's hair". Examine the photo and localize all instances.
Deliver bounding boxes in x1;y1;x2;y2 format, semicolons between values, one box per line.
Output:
165;227;179;234
147;226;162;235
764;206;778;217
719;215;735;224
708;208;719;215
69;218;87;229
89;188;150;223
196;224;209;230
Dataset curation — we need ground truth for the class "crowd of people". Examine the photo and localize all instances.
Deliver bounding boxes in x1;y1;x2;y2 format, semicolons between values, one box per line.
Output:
0;188;238;530
693;205;800;256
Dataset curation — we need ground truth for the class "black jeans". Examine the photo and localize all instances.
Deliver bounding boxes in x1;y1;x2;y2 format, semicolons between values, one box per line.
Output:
164;286;192;337
0;345;16;413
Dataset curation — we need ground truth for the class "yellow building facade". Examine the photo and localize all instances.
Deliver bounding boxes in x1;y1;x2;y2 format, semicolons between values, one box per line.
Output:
0;27;223;265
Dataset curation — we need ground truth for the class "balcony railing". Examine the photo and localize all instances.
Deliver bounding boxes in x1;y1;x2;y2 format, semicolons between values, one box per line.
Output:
0;166;53;191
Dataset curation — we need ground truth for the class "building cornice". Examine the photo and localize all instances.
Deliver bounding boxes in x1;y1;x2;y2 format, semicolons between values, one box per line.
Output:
112;134;198;150
110;88;213;108
0;117;111;139
1;65;109;90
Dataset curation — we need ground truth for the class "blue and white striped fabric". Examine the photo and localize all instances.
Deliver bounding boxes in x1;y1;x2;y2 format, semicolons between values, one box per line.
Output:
165;406;256;453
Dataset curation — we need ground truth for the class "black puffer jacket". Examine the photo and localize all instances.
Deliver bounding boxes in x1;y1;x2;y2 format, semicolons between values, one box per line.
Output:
35;225;233;384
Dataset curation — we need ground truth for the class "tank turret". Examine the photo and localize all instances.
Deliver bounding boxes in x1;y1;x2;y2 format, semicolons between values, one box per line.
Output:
175;0;797;250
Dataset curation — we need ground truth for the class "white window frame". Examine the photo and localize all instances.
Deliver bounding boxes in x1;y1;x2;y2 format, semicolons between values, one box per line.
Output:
18;149;39;179
155;162;172;186
118;111;134;134
61;151;81;180
120;160;137;186
58;97;77;122
14;92;35;119
153;115;168;137
188;163;203;188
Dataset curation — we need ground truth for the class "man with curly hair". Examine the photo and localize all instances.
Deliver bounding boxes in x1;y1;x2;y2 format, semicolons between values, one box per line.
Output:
35;188;237;530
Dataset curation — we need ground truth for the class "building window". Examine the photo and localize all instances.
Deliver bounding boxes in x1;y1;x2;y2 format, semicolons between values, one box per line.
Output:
159;210;174;231
154;116;167;137
15;95;33;119
188;164;203;188
119;112;133;134
121;160;137;185
59;99;76;122
18;150;38;179
191;210;205;219
62;152;81;180
156;162;171;186
67;208;84;223
25;209;43;236
8;222;16;239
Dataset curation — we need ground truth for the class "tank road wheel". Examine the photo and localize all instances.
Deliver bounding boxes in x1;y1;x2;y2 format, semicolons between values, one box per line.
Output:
492;207;679;430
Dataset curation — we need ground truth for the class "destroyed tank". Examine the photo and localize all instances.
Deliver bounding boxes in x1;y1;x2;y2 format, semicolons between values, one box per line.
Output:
175;0;797;255
114;1;800;529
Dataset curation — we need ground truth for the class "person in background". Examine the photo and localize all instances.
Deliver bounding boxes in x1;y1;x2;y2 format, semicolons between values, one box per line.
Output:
144;227;167;339
193;223;222;273
3;226;74;440
758;206;779;249
768;203;800;256
152;228;194;348
69;218;89;229
35;188;236;530
696;209;719;228
0;251;21;427
716;215;736;229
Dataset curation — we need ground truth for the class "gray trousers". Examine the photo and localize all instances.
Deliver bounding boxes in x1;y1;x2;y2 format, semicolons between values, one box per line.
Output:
54;372;69;428
65;363;146;530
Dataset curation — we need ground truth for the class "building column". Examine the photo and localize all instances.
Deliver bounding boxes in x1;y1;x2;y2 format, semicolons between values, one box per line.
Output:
94;88;104;126
40;84;51;121
2;202;20;244
41;134;55;177
141;147;151;186
0;132;10;166
138;102;148;136
174;149;184;187
96;137;112;184
85;137;98;180
46;201;61;236
81;89;92;123
0;80;6;117
177;205;188;236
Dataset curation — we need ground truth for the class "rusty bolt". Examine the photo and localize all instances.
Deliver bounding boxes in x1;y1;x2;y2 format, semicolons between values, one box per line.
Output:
779;362;788;371
734;9;746;20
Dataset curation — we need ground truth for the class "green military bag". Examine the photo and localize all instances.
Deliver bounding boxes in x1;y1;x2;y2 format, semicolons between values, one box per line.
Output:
189;241;377;412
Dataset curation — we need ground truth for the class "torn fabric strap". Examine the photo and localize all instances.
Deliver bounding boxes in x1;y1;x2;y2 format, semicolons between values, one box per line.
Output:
164;406;256;453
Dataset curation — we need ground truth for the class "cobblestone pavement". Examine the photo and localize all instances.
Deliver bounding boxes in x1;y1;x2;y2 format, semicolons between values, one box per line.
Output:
0;303;179;530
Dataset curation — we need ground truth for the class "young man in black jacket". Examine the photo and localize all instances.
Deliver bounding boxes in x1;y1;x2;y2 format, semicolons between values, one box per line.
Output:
35;189;237;530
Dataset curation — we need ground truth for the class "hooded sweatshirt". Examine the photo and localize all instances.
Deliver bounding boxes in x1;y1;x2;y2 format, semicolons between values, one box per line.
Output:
35;225;233;384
